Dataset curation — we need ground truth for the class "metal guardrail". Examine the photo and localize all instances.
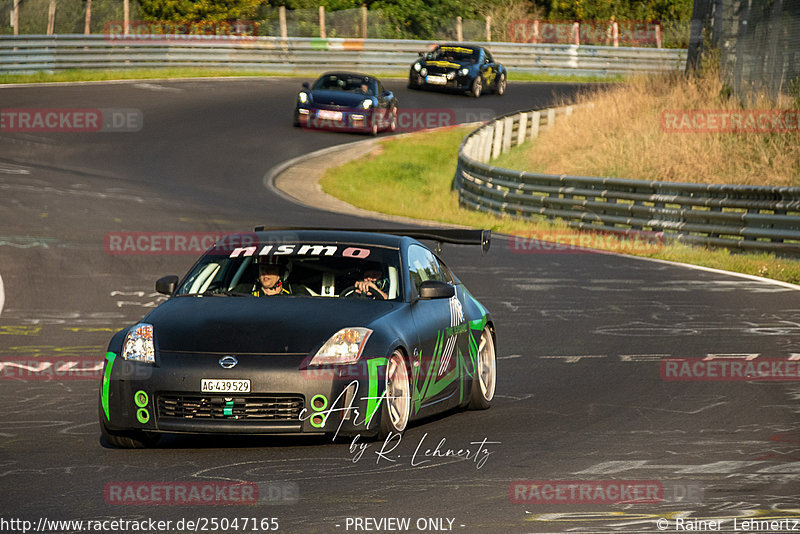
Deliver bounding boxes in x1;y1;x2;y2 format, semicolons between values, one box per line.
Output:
0;35;686;76
455;107;800;254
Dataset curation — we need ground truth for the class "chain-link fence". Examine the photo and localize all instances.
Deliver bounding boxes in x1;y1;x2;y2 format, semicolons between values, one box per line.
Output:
1;0;688;47
688;0;800;99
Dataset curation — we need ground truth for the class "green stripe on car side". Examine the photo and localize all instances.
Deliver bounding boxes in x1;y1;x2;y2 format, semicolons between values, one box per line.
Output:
365;357;388;427
101;351;116;421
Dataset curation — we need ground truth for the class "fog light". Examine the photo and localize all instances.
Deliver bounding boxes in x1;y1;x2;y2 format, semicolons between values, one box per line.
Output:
311;394;328;410
311;413;325;428
134;390;149;408
136;408;150;424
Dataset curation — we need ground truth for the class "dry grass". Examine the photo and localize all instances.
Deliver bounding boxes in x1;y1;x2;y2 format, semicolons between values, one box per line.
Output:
518;72;800;186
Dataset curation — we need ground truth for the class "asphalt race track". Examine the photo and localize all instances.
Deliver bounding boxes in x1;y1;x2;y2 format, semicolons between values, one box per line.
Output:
0;77;799;534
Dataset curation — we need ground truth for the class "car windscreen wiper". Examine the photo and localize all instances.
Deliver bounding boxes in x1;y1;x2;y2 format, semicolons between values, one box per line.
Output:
174;290;250;297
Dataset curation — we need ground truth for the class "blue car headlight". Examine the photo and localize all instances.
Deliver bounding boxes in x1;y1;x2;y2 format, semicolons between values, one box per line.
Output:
459;67;469;76
310;328;372;366
122;323;155;364
413;62;422;72
361;99;373;110
298;92;309;104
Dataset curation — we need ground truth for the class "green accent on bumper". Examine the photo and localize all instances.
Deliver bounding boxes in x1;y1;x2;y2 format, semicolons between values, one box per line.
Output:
224;399;234;417
365;357;389;427
136;408;150;424
311;394;328;411
101;352;116;421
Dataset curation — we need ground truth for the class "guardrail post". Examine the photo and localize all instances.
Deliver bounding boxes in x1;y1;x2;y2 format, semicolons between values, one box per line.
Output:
319;6;326;39
502;116;514;153
485;16;491;42
572;22;580;45
529;111;540;139
517;113;527;145
457;17;463;42
482;126;494;163
546;108;556;129
491;121;504;160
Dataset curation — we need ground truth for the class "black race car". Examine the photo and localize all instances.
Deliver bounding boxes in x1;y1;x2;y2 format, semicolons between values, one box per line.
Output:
294;72;398;135
98;228;496;448
408;44;507;97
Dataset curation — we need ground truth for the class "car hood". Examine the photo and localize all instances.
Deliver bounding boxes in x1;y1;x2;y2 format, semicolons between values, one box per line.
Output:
309;90;371;107
143;296;397;354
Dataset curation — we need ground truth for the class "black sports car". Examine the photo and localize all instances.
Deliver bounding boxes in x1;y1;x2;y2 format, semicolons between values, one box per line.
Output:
408;44;507;97
99;228;496;448
293;72;398;135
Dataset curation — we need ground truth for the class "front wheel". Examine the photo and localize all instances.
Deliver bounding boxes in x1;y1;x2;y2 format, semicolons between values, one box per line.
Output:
98;395;160;448
470;76;483;98
378;350;411;439
468;326;496;409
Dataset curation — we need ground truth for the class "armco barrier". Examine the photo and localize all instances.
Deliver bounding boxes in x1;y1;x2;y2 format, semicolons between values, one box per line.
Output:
455;107;800;254
0;35;685;76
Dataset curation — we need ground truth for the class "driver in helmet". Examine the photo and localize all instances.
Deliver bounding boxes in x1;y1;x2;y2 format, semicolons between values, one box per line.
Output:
252;257;292;296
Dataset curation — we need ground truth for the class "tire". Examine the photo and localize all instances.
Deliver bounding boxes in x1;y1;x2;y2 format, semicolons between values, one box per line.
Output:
495;73;506;96
468;326;496;409
470;76;483;98
98;394;160;449
378;350;411;439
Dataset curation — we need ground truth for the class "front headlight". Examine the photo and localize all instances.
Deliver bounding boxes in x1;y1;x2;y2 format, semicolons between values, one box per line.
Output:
459;67;469;76
298;92;309;104
361;99;373;110
446;71;456;80
310;328;372;366
122;323;155;363
413;62;422;72
420;68;428;76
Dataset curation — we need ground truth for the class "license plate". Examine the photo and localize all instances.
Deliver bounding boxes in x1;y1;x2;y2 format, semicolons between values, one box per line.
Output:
426;75;447;85
201;379;251;393
317;110;343;121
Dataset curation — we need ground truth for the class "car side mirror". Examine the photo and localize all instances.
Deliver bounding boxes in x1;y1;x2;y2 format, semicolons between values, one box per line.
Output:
381;90;392;98
419;280;455;300
156;275;179;295
302;82;310;89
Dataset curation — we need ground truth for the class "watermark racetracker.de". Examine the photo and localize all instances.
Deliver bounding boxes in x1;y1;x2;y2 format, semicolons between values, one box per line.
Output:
103;481;298;505
661;109;800;134
105;232;259;255
104;20;259;43
0;109;142;133
508;230;664;255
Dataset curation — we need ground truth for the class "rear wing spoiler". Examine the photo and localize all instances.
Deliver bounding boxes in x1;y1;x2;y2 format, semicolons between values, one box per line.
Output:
252;227;491;255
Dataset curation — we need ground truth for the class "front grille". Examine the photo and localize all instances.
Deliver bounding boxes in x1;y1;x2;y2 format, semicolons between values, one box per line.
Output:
158;394;304;421
316;103;352;111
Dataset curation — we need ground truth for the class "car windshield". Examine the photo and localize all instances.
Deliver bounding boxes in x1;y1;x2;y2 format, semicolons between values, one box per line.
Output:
431;46;478;63
312;74;376;95
175;241;403;300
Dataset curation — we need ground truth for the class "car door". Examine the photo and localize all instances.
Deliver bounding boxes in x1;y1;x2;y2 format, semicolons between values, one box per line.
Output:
481;48;498;87
407;244;466;411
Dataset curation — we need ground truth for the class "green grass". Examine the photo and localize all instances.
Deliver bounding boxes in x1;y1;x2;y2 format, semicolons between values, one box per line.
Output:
320;126;800;285
0;67;623;85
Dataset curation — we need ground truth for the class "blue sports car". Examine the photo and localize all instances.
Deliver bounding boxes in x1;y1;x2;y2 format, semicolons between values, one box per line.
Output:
294;72;398;135
409;44;507;97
